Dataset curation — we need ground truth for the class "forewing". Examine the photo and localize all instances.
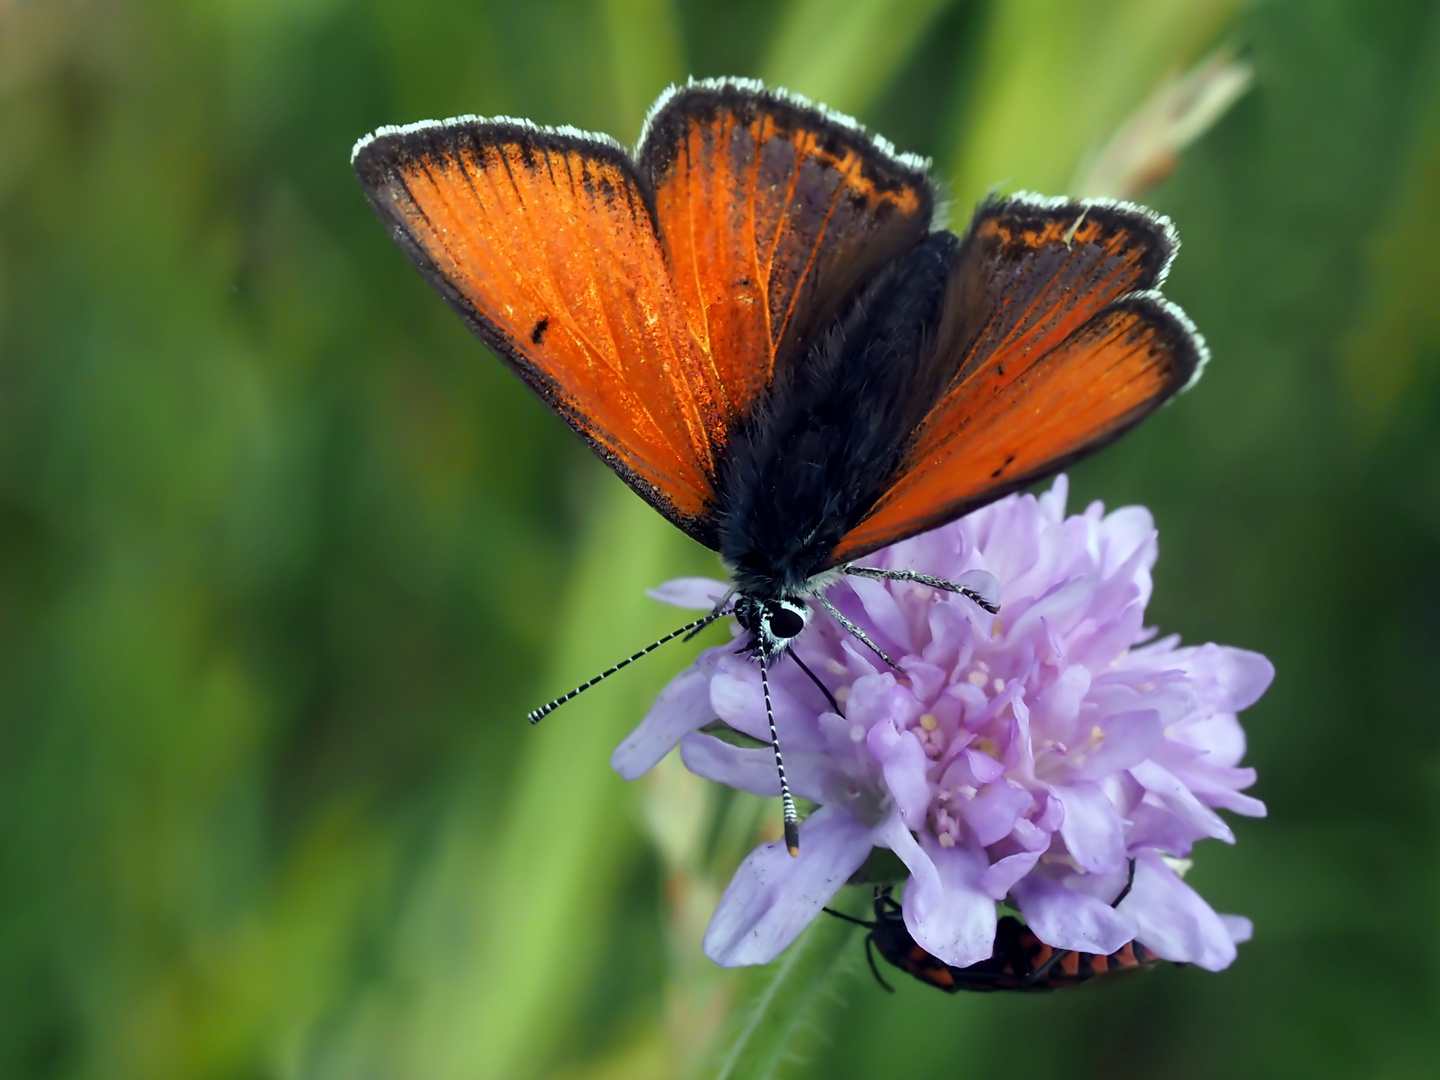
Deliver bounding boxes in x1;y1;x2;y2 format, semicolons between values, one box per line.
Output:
830;196;1204;565
638;80;935;428
354;119;725;545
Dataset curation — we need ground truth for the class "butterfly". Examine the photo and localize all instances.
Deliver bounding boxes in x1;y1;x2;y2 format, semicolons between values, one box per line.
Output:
352;78;1205;855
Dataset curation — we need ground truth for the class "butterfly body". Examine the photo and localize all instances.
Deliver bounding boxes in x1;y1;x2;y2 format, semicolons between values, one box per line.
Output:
354;78;1206;851
716;231;961;601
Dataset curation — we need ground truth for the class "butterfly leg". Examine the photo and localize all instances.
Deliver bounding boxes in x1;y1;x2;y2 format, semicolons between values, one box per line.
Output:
843;565;1000;614
787;649;842;715
816;595;901;670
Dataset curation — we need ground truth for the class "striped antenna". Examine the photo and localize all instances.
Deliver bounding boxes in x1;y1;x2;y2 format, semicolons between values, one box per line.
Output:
526;611;718;724
761;654;801;856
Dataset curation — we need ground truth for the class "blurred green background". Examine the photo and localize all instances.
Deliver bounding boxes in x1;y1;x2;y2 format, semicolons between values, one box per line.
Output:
2;0;1439;1077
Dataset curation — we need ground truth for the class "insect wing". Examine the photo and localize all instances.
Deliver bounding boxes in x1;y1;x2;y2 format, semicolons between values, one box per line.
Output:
638;80;936;430
353;119;725;544
829;195;1205;565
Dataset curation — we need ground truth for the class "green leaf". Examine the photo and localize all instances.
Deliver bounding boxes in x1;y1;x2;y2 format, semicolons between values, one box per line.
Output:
699;719;768;749
703;911;860;1080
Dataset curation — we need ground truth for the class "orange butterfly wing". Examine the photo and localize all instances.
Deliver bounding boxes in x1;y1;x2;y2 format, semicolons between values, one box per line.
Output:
831;197;1205;565
353;120;726;543
637;81;936;429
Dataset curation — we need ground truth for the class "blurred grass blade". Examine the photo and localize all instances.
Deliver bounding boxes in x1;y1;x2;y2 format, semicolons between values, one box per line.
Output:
946;0;1242;209
602;0;688;143
762;0;961;114
403;478;714;1080
648;12;973;1073
704;914;859;1080
385;11;699;1077
1338;17;1440;429
1072;47;1253;200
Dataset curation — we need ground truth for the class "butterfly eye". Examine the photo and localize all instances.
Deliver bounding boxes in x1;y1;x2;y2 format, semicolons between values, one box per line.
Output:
765;603;806;640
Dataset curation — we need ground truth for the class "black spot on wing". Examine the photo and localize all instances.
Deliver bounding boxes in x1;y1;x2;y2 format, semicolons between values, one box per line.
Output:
990;453;1016;479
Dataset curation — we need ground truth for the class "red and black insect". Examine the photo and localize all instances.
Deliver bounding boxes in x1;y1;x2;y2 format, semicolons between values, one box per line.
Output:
826;885;1171;993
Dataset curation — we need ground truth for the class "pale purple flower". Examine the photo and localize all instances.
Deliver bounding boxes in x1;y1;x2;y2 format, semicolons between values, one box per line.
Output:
613;477;1271;972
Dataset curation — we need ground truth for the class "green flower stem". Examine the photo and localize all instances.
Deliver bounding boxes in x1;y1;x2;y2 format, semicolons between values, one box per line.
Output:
704;913;861;1080
414;475;712;1080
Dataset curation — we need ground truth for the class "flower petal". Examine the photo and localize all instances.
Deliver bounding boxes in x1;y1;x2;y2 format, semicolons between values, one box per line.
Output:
902;836;997;967
922;600;973;668
646;576;730;610
965;748;1005;784
1119;852;1239;971
955;569;1000;613
709;656;771;744
1174;759;1267;817
873;808;942;901
1012;874;1137;954
611;651;719;780
1010;817;1051;851
903;660;948;703
1185;644;1275;713
980;850;1042;900
703;806;875;967
1098;505;1156;580
1066;709;1164;783
1220;913;1254;945
679;734;833;802
1053;782;1127;873
1125;802;1200;856
1042;473;1070;514
845;575;915;653
678;735;776;795
960;781;1035;847
1031;664;1090;745
708;654;826;751
1130;760;1235;843
866;718;931;828
1171;710;1248;767
847;672;921;735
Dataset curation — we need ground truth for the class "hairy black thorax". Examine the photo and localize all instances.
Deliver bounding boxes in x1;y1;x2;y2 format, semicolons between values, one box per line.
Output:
715;231;960;598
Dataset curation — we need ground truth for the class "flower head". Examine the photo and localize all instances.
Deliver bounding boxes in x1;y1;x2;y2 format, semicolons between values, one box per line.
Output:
614;477;1270;972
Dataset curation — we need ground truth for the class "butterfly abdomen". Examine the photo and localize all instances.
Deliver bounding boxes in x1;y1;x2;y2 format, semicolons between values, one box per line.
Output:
715;230;961;597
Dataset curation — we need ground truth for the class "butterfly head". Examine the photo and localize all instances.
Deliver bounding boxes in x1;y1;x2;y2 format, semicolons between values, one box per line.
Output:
733;594;810;659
